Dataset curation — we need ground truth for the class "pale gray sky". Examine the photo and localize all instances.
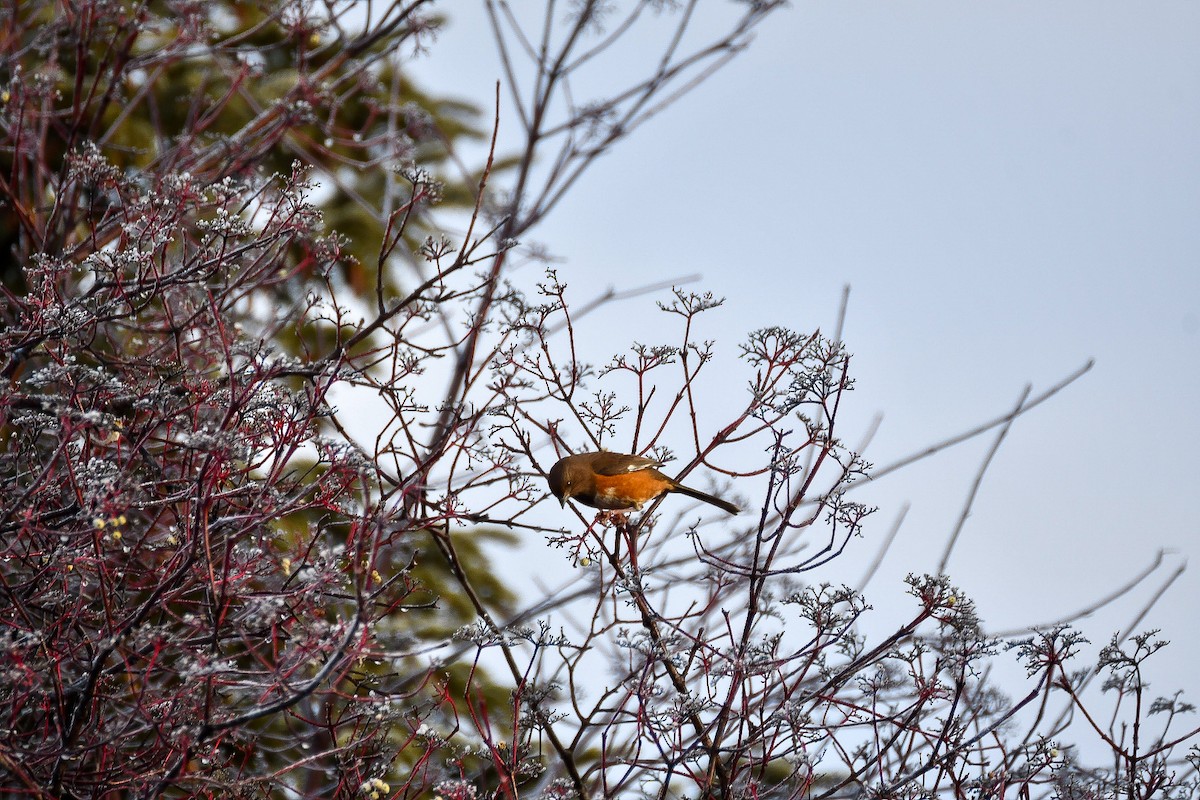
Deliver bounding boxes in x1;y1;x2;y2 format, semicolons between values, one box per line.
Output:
409;3;1200;696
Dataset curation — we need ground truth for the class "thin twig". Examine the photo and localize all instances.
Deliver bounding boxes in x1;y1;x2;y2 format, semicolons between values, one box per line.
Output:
937;383;1032;574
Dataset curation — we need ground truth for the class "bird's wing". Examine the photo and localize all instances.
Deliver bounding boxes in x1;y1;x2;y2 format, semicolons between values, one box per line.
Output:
591;452;665;476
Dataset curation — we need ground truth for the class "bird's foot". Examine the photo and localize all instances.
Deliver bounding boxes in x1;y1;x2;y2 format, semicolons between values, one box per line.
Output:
595;510;631;526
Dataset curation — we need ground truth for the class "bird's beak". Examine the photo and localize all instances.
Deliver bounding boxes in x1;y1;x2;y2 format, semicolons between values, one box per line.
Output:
558;496;566;507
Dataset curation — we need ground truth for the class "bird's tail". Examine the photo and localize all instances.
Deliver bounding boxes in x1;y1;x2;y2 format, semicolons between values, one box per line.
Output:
671;483;740;515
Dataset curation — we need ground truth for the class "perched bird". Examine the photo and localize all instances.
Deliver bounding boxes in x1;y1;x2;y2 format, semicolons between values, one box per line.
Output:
547;451;740;515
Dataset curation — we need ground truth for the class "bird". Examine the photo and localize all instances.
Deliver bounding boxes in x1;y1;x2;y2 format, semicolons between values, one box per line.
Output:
547;451;740;515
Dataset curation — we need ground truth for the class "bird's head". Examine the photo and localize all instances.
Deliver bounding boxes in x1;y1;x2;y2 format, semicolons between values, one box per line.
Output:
547;456;581;506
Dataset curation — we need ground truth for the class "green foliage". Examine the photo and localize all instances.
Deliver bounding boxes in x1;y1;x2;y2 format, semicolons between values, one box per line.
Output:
0;1;482;297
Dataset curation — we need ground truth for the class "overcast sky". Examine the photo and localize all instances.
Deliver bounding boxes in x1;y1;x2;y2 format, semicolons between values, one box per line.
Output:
407;3;1200;697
